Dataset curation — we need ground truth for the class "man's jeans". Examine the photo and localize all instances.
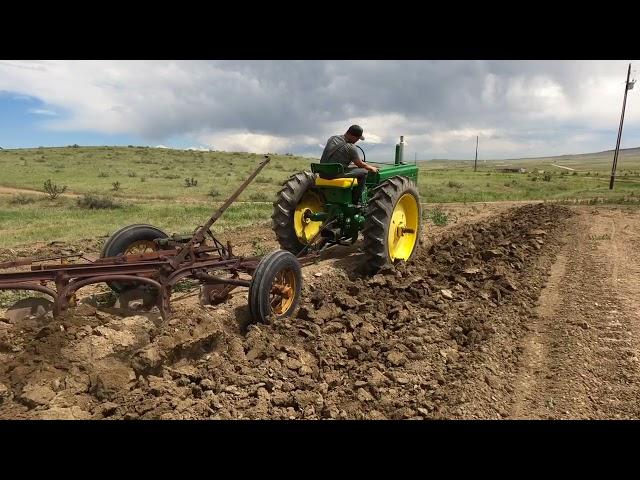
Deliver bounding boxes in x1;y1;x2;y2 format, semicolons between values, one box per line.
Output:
339;167;368;205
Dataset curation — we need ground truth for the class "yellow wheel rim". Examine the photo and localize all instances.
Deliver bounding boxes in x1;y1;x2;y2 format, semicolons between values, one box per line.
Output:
270;268;296;315
388;193;419;261
124;240;157;256
294;191;324;244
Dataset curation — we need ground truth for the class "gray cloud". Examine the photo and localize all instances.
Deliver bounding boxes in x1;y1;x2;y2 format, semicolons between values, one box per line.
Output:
0;60;638;159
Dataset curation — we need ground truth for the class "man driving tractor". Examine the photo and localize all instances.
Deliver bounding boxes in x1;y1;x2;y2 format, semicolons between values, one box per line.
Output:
319;125;379;206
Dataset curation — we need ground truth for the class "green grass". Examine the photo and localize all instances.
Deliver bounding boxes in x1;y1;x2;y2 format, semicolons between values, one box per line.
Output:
2;145;640;248
0;146;308;202
0;196;272;248
0;146;305;247
425;207;449;226
416;165;640;203
0;289;45;308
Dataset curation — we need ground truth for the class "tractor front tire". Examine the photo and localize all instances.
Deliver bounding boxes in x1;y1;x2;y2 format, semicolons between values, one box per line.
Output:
362;176;421;274
272;171;325;254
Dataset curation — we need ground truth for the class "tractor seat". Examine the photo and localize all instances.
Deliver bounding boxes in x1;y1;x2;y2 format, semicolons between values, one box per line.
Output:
315;177;358;188
311;162;358;188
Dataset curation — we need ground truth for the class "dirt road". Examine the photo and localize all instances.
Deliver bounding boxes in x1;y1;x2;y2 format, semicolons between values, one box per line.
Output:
510;206;640;419
1;202;639;419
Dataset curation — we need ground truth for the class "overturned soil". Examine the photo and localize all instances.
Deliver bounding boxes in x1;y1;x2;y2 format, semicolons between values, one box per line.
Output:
1;202;639;420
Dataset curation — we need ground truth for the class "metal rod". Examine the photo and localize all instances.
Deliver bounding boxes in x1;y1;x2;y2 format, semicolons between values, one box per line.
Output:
0;254;263;286
169;156;271;268
1;262;164;283
610;63;632;190
194;273;251;287
0;253;86;269
64;275;162;297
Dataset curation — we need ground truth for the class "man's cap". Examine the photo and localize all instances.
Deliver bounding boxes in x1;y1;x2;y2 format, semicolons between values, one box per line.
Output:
347;124;365;141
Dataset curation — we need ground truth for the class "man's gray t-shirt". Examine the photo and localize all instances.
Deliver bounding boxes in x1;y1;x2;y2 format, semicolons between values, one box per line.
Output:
320;135;359;167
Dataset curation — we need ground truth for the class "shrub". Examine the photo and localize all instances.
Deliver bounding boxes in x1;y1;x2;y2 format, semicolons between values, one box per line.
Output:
543;173;552;182
184;177;198;187
76;194;120;209
10;193;37;205
446;180;463;189
173;279;199;293
111;181;121;191
251;239;270;256
249;192;270;202
98;172;109;178
427;208;448;226
208;188;221;198
43;179;67;199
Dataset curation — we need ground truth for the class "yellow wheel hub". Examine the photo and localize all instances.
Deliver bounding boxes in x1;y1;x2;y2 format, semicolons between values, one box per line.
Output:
124;240;157;256
294;191;324;244
270;268;296;315
388;193;419;261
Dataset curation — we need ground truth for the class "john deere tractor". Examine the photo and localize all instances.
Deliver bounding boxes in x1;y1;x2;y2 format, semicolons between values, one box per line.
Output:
272;136;421;273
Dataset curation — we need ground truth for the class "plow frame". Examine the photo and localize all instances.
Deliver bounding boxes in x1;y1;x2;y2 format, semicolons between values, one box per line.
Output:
0;156;323;321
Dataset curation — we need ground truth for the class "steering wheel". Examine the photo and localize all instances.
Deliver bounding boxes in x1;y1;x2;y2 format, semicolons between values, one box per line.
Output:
356;145;366;163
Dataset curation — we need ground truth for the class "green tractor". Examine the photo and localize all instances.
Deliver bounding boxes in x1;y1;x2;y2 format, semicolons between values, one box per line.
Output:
272;136;422;273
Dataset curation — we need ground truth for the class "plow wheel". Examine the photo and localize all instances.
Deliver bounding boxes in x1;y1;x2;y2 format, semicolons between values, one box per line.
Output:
272;171;326;254
362;176;421;274
101;224;168;293
249;250;302;324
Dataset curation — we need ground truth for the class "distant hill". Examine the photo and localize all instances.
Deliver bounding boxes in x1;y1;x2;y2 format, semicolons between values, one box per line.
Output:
504;146;640;162
420;146;640;172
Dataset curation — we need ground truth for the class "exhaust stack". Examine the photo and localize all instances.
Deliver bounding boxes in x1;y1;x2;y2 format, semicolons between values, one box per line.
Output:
395;136;405;165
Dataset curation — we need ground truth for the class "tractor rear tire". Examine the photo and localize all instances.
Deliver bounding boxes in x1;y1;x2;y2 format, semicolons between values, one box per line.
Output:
362;176;421;274
248;249;302;324
272;171;324;254
101;224;168;293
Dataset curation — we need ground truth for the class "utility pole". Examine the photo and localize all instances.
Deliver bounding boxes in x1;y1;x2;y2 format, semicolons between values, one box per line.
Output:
474;135;479;172
610;63;635;190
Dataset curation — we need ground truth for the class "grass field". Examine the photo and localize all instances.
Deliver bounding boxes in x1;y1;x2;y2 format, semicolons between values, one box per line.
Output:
416;148;640;203
1;145;640;248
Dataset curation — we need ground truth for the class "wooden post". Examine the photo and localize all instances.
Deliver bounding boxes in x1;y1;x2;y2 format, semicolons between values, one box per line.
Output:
610;63;632;190
474;135;479;172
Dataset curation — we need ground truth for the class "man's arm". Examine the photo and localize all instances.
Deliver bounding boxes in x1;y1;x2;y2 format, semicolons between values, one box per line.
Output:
353;156;379;173
349;146;378;173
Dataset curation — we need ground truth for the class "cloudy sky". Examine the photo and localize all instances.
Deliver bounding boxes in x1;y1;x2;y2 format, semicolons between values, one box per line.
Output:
1;60;639;160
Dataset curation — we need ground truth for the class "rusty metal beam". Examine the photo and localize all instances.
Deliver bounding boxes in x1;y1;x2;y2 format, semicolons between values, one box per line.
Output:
168;155;270;269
